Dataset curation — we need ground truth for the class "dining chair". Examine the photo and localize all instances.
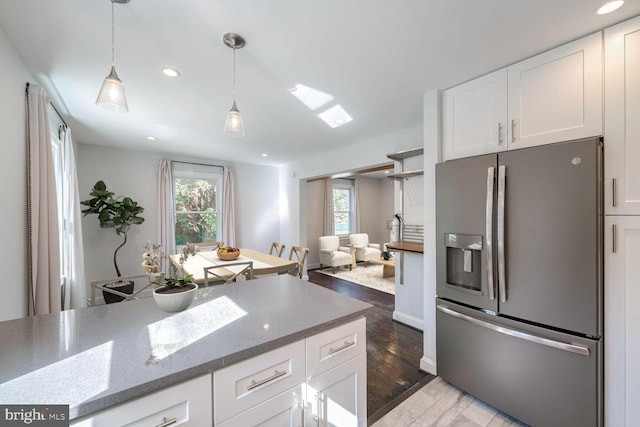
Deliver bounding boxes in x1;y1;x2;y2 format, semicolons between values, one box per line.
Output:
193;241;224;251
288;246;309;279
203;261;254;286
90;272;164;306
269;242;286;257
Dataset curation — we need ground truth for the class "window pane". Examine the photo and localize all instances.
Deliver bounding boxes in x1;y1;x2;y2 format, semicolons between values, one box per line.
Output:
333;189;350;211
333;187;352;235
175;178;216;212
175;213;217;246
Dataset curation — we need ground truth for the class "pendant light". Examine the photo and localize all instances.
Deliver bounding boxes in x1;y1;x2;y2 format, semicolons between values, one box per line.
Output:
96;0;129;112
223;33;246;137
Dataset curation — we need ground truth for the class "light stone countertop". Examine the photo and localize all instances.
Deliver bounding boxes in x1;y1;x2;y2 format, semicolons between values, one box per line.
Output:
0;275;372;419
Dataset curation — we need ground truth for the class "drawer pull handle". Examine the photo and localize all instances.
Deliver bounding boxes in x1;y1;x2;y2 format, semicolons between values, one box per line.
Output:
329;340;355;354
156;417;177;427
247;369;287;391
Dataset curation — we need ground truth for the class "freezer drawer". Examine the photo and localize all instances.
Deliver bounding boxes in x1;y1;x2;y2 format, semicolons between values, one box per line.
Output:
436;299;602;427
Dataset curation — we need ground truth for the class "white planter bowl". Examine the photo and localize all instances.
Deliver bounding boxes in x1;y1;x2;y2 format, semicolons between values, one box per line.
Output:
153;284;197;313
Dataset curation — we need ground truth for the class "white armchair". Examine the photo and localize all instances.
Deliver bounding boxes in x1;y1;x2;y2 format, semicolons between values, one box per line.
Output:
350;233;381;266
318;236;353;273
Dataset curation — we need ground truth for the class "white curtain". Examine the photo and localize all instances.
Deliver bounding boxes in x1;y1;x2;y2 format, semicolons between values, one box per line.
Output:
61;128;86;309
323;178;334;236
26;83;61;316
157;160;175;274
222;166;236;247
354;179;361;233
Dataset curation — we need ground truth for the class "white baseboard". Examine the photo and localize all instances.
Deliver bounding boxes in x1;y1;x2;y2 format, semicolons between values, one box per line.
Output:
420;356;437;375
392;311;423;331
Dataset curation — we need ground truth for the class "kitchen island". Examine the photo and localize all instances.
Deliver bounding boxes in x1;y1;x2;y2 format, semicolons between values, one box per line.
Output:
0;275;371;424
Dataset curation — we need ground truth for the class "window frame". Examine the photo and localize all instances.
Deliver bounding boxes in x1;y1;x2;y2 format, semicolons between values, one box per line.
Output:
172;166;223;248
332;180;355;236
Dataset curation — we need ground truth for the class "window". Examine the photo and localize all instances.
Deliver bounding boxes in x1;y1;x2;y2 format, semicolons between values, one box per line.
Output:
172;164;223;246
333;180;354;235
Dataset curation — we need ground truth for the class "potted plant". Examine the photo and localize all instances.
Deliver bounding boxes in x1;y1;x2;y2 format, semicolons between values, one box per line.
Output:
81;180;145;303
151;243;199;312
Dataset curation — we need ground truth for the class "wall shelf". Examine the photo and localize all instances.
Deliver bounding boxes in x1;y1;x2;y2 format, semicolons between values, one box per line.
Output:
386;147;424;161
386;170;424;180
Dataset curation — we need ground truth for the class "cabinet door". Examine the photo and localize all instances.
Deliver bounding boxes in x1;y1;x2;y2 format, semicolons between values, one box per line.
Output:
306;353;366;427
507;32;602;150
442;68;508;161
217;384;304;427
605;16;640;215
605;216;640;427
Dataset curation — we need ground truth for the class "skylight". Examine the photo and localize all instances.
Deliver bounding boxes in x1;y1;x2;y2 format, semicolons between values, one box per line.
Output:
288;84;334;111
318;104;353;128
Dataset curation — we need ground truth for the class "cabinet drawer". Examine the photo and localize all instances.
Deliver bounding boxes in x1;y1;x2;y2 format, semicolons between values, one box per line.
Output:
70;374;212;427
213;340;305;424
306;317;366;379
217;384;304;427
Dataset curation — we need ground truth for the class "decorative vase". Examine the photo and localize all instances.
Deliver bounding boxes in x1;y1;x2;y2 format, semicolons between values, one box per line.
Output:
153;283;198;312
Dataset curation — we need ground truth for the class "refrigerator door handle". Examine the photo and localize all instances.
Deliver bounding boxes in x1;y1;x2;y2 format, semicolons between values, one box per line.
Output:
436;304;590;356
485;167;495;301
497;165;507;302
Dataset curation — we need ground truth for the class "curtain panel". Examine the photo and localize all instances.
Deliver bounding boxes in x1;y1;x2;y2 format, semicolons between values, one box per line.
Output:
222;166;236;247
157;160;175;274
323;178;334;236
26;82;61;316
61;128;86;309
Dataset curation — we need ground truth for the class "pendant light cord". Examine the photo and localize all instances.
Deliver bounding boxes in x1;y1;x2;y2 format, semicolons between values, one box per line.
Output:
111;0;115;67
232;44;237;102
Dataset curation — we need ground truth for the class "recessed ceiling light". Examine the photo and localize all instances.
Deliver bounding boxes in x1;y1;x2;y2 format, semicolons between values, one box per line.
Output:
261;153;268;158
146;136;156;141
162;68;180;77
597;0;624;14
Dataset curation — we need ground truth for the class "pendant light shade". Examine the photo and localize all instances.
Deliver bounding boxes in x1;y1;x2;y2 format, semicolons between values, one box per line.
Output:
224;101;245;137
223;33;246;137
96;66;128;112
96;0;129;112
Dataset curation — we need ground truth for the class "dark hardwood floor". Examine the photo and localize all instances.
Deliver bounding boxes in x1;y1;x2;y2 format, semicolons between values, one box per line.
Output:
307;269;435;425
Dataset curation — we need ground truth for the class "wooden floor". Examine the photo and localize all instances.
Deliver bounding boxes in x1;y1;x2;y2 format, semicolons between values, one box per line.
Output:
307;269;434;425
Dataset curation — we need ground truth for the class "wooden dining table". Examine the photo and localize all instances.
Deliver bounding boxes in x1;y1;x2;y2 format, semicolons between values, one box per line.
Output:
168;248;297;285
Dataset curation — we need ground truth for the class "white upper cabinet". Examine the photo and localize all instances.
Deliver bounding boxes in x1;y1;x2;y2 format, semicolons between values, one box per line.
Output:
508;32;602;150
442;68;508;161
442;32;603;161
605;16;640;215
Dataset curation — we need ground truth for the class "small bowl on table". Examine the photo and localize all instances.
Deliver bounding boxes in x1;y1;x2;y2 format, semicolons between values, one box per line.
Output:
217;249;240;260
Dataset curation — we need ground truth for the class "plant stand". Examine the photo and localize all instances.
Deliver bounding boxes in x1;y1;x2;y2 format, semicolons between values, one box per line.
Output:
90;273;164;306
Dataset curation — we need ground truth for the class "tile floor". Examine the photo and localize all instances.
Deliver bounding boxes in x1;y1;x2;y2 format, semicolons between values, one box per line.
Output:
372;377;529;427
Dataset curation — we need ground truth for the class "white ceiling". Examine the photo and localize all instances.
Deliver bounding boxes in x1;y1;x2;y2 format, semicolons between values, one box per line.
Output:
1;1;639;167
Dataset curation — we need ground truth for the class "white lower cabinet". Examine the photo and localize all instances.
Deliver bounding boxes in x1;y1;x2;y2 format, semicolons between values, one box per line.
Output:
306;353;367;427
605;216;640;427
213;317;367;426
70;374;212;427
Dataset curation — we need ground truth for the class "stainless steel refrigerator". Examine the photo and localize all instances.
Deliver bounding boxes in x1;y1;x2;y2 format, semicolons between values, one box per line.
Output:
435;137;603;426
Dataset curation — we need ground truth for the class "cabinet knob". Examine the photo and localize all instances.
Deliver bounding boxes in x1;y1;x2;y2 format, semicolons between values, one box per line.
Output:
511;119;516;143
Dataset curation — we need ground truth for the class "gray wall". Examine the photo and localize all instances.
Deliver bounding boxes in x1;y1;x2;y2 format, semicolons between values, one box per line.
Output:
77;144;281;288
0;25;35;321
